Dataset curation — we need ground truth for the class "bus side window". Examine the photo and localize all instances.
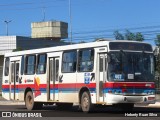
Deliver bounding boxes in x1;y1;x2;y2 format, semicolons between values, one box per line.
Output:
25;55;36;75
4;57;10;76
78;49;94;72
62;50;77;73
37;54;47;74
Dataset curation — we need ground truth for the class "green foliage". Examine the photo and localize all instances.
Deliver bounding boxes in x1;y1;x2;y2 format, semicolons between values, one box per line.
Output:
155;35;160;46
113;31;124;40
125;30;135;40
114;30;144;41
135;32;144;41
156;57;160;76
154;46;160;77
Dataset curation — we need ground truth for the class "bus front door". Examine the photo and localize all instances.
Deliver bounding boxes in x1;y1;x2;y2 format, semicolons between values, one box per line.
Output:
49;57;59;101
10;61;20;100
96;53;107;103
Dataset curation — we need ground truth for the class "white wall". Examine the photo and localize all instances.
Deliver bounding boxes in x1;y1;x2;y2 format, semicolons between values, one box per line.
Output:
0;36;16;55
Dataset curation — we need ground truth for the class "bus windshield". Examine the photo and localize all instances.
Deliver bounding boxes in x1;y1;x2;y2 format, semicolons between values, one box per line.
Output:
108;51;154;82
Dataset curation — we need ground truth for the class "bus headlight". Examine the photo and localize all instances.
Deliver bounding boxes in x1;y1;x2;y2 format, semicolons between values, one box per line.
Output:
114;90;122;95
148;91;154;95
150;91;154;95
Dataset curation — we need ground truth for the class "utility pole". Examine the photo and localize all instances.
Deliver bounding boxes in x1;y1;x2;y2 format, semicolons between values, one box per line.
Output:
4;20;12;36
69;0;72;44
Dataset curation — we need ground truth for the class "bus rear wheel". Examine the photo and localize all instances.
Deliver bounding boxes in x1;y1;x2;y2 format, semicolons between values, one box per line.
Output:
25;91;43;110
80;91;93;113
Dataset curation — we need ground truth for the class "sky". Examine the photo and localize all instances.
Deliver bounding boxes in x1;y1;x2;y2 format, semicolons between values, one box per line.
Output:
0;0;160;46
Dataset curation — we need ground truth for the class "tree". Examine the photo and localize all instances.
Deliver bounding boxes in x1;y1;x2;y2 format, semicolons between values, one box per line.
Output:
155;35;160;76
125;30;135;40
114;30;144;41
155;35;160;46
113;30;124;40
135;32;144;41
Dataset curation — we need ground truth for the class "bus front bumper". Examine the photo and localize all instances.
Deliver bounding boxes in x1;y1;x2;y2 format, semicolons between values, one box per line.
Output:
105;94;156;104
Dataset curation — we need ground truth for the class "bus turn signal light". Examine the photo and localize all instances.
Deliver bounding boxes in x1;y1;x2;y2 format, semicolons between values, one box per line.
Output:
148;97;155;101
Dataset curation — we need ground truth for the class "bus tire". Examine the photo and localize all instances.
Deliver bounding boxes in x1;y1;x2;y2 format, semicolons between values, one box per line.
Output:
25;91;34;110
81;91;93;113
25;91;43;110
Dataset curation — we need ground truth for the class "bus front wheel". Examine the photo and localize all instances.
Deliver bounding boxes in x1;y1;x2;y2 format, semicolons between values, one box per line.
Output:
25;91;43;110
80;91;93;113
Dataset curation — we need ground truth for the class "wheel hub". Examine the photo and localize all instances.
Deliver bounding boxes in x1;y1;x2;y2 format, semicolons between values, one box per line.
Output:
83;97;89;109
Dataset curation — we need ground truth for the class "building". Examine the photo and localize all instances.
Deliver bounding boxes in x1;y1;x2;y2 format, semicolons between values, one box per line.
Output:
31;21;68;39
0;36;69;91
0;21;69;92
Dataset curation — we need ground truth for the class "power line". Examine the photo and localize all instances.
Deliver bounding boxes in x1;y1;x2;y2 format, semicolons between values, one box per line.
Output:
0;0;64;7
72;25;160;35
0;0;66;11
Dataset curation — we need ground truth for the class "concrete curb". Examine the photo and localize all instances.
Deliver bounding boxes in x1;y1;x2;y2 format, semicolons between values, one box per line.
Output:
0;96;25;105
0;100;25;105
148;102;160;107
134;101;160;108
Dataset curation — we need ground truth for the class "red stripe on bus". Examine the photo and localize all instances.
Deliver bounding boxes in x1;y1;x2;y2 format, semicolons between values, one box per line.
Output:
2;83;96;89
104;82;155;89
2;82;154;90
2;85;9;89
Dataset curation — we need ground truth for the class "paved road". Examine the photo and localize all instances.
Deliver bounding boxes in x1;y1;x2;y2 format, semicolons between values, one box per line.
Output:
0;104;160;117
0;105;160;120
1;96;160;119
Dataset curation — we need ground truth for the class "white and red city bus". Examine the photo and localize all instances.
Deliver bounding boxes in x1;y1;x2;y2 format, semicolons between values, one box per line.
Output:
2;40;155;112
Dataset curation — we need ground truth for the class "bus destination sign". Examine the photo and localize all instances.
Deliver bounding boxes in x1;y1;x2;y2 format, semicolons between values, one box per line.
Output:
109;42;152;52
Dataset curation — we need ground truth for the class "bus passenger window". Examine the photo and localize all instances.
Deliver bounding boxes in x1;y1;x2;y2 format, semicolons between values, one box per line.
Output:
37;54;47;74
78;49;94;72
25;55;36;75
4;57;10;76
62;51;77;73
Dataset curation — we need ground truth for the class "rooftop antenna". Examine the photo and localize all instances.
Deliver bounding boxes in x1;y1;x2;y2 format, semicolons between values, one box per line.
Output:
42;7;46;21
4;20;12;36
42;0;45;21
69;0;72;44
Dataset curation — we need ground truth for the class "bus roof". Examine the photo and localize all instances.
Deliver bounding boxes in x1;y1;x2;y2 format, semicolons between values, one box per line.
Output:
4;39;152;57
